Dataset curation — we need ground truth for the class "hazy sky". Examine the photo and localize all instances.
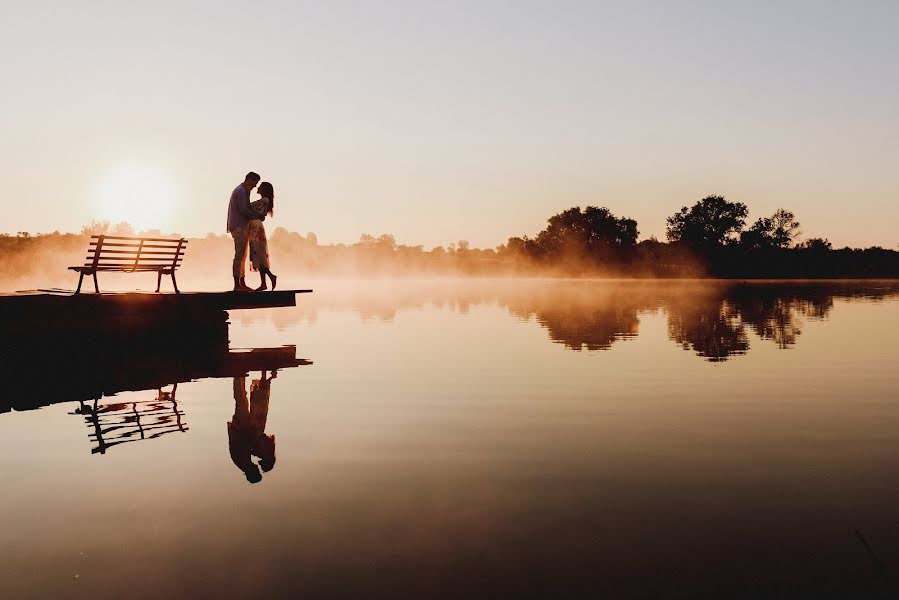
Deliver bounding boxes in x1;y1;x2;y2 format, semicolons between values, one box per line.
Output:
2;1;897;248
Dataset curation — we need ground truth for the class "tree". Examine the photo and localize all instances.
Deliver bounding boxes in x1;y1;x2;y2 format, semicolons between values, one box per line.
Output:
769;209;801;248
358;233;396;252
81;220;110;235
534;206;638;259
798;237;832;251
740;217;774;250
740;208;799;249
666;195;748;249
739;209;800;250
110;221;135;237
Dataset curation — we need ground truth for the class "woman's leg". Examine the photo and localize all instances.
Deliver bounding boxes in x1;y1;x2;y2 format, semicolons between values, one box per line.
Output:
268;269;277;290
256;269;267;291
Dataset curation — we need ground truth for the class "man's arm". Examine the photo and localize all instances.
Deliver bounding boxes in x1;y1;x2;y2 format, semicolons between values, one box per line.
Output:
236;187;264;221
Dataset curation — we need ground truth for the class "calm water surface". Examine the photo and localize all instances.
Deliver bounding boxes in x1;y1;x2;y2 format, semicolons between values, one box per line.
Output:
2;280;899;598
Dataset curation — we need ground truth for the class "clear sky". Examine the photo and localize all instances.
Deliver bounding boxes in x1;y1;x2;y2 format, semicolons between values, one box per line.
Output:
2;1;897;248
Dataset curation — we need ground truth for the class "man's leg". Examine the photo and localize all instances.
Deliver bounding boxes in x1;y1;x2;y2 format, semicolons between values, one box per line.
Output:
231;227;250;290
238;226;249;288
232;376;249;422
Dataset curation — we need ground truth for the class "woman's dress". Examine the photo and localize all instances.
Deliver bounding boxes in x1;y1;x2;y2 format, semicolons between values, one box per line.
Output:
247;197;271;271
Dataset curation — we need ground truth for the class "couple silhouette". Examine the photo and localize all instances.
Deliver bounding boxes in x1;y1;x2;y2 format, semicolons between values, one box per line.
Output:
228;371;277;484
227;171;278;291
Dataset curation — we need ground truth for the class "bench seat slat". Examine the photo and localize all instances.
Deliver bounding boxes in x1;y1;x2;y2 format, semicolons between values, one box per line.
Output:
81;266;182;270
85;249;182;256
89;235;185;243
82;262;183;268
85;255;183;262
69;266;176;272
76;262;181;267
90;242;187;249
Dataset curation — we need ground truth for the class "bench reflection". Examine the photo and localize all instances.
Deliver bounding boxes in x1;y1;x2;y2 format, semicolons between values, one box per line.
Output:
73;385;188;455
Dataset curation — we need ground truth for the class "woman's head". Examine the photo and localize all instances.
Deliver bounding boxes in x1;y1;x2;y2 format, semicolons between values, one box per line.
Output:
258;182;275;215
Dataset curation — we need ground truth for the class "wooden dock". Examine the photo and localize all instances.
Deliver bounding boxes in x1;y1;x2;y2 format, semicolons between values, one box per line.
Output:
1;288;312;312
0;288;312;334
0;289;315;414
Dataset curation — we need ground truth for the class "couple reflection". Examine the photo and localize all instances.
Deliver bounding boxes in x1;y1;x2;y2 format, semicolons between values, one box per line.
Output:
228;370;277;484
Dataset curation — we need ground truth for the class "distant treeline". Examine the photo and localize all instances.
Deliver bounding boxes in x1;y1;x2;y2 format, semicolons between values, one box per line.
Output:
2;196;898;280
499;197;899;277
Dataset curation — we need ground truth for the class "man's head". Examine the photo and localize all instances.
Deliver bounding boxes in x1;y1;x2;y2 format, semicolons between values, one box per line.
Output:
243;171;261;191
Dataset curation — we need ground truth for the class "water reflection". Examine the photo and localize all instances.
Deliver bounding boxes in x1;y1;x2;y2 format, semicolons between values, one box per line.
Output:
72;385;188;455
505;286;642;351
229;372;277;483
243;280;899;361
1;281;898;597
0;312;311;459
666;296;750;361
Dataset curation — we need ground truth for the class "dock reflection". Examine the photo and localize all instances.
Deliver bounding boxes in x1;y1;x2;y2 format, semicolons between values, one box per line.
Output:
0;312;311;459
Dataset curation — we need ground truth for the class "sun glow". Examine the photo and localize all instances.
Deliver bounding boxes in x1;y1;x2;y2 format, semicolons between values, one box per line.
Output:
96;165;178;231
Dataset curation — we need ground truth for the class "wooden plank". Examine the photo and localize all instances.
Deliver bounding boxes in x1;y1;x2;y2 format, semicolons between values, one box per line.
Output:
82;260;181;269
84;265;178;270
85;249;181;256
91;242;186;249
91;239;185;246
0;290;314;331
74;268;174;273
88;259;183;264
172;238;186;269
85;255;180;261
87;256;183;262
89;235;185;243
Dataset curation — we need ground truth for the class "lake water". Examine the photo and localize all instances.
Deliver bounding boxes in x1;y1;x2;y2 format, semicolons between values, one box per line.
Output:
2;280;899;598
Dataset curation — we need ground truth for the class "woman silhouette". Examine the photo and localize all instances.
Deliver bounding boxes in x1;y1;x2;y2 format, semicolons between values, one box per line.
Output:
248;182;278;291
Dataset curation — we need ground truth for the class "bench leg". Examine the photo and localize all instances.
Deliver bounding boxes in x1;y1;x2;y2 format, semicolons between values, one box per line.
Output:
171;272;180;294
75;272;84;295
156;271;163;293
92;272;100;294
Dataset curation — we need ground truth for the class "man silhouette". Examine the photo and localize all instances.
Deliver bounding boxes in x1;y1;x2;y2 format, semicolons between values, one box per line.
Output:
227;171;263;291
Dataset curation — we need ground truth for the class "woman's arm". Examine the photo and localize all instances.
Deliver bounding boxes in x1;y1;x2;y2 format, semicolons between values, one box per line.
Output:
249;198;267;218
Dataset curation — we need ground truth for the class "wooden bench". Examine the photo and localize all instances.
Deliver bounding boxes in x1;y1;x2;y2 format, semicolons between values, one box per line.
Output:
69;235;188;294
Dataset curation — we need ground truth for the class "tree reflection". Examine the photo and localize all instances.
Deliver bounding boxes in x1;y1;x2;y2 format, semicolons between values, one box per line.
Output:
505;285;647;351
498;282;897;362
229;280;899;363
730;296;805;349
666;297;750;362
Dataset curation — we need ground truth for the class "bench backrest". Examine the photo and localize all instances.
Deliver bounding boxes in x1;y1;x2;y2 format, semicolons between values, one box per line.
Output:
83;235;188;271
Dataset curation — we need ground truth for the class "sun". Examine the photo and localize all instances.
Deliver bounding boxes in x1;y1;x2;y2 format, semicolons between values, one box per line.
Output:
97;165;178;232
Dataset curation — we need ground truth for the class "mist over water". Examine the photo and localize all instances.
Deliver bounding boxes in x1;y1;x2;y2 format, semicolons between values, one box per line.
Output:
2;279;899;598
